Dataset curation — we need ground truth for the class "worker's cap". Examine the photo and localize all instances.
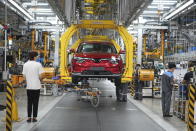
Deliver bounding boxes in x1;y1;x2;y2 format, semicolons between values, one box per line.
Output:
168;62;176;69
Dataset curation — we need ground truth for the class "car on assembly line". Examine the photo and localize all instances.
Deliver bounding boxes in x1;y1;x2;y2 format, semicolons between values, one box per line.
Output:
70;41;124;86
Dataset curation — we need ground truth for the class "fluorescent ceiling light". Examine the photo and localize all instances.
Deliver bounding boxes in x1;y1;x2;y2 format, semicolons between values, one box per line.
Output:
31;9;53;11
164;0;195;20
35;12;55;15
152;0;177;3
152;1;177;3
30;9;53;13
148;6;170;9
22;2;49;6
141;15;160;18
8;0;34;20
152;0;177;5
152;3;176;5
143;11;161;14
32;11;54;13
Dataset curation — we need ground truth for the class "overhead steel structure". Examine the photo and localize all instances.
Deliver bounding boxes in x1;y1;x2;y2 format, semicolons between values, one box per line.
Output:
47;0;152;26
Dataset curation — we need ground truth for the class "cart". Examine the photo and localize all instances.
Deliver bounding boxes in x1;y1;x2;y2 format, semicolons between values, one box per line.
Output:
173;83;188;120
74;81;101;108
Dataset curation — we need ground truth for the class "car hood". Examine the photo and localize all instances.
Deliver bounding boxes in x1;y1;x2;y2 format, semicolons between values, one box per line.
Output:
74;53;119;59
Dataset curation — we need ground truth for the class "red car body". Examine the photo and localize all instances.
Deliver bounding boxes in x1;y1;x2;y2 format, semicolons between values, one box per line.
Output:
71;41;123;82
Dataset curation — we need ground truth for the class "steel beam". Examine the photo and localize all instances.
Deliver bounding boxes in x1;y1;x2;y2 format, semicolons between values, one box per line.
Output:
19;25;62;30
134;25;168;30
0;0;34;20
125;0;153;27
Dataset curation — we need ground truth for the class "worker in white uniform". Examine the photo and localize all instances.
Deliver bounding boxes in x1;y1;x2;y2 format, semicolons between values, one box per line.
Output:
22;51;44;122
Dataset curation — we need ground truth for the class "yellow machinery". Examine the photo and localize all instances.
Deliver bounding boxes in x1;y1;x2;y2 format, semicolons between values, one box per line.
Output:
11;75;24;87
84;0;106;14
136;30;166;98
43;67;55;79
143;30;165;60
84;0;105;4
60;20;134;83
31;31;51;64
139;69;154;81
31;30;56;93
31;30;55;79
143;34;160;58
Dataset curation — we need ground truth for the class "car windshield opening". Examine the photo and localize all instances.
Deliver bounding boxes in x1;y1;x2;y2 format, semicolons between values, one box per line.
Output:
77;43;117;54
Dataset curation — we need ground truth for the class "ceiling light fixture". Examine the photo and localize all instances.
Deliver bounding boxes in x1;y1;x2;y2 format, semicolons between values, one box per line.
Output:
148;6;170;9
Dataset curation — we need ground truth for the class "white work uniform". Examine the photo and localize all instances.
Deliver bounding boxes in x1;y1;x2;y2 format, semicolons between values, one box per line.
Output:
22;61;44;90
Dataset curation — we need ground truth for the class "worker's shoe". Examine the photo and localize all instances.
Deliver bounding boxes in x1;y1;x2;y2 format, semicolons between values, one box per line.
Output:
116;97;121;101
163;114;173;117
32;118;37;122
166;114;173;117
26;118;31;123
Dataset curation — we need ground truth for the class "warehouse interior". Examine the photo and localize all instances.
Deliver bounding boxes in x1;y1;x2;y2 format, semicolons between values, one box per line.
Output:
0;0;196;131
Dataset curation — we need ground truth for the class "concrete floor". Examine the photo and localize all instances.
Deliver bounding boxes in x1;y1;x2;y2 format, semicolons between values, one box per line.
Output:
32;93;164;131
139;98;187;131
0;88;65;131
0;80;190;131
32;80;164;131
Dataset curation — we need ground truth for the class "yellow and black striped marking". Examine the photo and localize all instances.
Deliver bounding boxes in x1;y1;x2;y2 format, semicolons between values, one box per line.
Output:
6;81;13;131
130;86;135;96
187;84;195;131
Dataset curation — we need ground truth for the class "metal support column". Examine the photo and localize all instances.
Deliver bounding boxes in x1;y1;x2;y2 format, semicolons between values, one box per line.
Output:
4;30;7;72
54;31;59;67
137;28;143;64
44;33;48;64
3;0;8;80
161;30;165;61
31;30;35;50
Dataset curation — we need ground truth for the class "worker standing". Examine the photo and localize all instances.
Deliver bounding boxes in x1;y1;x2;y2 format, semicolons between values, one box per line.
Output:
134;64;143;100
183;61;195;84
161;62;176;117
183;61;196;99
22;51;44;122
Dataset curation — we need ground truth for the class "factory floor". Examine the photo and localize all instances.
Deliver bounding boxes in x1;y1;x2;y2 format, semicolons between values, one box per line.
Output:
139;98;187;131
0;80;190;131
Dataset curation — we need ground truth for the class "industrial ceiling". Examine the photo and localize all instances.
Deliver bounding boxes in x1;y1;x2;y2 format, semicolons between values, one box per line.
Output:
0;0;194;30
47;0;153;26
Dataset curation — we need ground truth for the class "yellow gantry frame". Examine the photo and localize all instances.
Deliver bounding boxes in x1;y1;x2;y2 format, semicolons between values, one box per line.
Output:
60;20;133;83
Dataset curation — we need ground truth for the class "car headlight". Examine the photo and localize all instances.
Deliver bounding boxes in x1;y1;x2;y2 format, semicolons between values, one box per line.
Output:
110;56;120;64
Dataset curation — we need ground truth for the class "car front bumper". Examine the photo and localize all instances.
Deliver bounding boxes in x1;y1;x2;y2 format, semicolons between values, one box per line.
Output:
72;72;121;78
